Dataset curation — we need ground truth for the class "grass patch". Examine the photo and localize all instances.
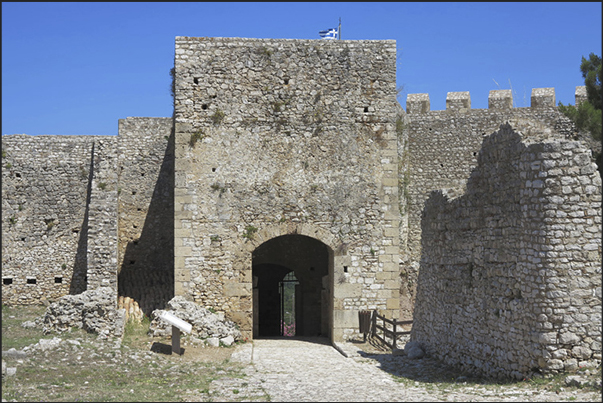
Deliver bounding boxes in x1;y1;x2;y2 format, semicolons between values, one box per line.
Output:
189;130;205;148
2;305;48;350
210;109;225;125
122;315;152;349
242;225;258;240
2;304;252;402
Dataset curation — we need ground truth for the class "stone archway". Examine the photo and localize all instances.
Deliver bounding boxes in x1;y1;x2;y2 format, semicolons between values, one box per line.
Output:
252;235;332;338
234;222;355;342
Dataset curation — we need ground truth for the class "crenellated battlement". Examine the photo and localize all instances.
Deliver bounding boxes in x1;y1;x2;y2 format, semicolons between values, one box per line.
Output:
406;86;586;113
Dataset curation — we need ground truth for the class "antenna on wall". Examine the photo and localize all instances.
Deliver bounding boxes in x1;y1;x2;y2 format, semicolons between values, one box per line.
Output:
338;17;342;40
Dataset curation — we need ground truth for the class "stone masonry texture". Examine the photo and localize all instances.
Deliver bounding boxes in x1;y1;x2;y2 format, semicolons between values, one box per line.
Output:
1;36;600;378
172;37;401;341
411;123;601;379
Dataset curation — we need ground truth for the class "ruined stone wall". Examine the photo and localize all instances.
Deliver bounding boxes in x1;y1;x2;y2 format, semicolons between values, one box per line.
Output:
411;123;602;379
116;117;174;314
2;118;173;310
86;138;119;298
173;37;401;340
2;135;97;303
399;88;580;319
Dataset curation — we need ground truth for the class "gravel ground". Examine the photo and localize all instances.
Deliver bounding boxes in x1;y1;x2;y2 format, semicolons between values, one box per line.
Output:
2;308;601;402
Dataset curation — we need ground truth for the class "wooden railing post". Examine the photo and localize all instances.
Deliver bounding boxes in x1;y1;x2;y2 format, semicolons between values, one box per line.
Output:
392;319;397;350
371;310;377;338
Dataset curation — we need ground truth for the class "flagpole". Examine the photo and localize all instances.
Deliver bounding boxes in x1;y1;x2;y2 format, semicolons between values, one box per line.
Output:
338;17;341;40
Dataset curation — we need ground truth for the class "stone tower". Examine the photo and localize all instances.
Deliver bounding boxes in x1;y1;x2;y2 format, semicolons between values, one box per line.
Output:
172;37;402;341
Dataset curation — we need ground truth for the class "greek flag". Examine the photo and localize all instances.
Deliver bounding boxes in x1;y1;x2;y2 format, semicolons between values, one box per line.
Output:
319;27;338;40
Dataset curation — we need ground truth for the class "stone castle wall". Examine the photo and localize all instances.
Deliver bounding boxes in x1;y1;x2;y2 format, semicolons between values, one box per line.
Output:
116;117;175;314
2;135;99;303
398;88;581;318
1;36;599;366
2;118;174;311
173;37;402;340
411;123;602;379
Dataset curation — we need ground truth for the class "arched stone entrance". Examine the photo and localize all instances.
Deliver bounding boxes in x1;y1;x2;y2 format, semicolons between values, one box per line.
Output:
252;234;333;339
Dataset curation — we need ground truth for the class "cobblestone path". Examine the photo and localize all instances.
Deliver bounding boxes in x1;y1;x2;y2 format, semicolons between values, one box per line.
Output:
204;337;602;402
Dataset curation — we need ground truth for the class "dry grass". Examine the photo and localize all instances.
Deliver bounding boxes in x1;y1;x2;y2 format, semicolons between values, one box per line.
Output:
2;304;252;402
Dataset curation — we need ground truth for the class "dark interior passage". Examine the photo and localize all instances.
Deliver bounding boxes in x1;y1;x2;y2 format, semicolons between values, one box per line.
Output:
252;235;330;338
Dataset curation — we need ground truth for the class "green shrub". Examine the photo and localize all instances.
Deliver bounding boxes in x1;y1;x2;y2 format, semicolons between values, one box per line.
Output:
559;100;602;141
210;109;225;125
243;225;258;240
189;130;205;147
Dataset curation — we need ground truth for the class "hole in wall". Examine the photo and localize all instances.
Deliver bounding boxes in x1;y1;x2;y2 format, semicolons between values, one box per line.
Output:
473;152;477;156
363;107;369;113
140;173;145;177
21;237;26;242
343;266;348;273
440;164;444;168
193;77;199;84
55;277;63;284
132;191;137;195
15;172;21;178
26;278;36;284
212;167;216;172
202;104;208;110
284;78;289;85
3;278;12;285
130;260;136;265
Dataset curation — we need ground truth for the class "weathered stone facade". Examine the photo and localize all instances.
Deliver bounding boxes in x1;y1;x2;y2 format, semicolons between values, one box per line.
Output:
2;135;98;302
1;37;600;375
411;123;601;379
172;37;401;341
398;89;580;318
2;119;173;312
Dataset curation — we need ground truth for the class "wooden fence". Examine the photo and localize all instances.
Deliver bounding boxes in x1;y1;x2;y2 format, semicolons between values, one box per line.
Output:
365;310;412;350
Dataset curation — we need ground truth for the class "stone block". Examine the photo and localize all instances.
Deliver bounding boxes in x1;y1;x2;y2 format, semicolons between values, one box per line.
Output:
531;87;555;108
175;269;190;282
220;335;235;346
559;332;580;344
334;283;362;299
206;337;220;347
488;89;513;110
386;298;399;309
333;309;359;329
571;345;592;359
224;282;250;297
406;93;430;114
575;86;587;106
384;279;400;290
446;91;471;111
538;332;557;345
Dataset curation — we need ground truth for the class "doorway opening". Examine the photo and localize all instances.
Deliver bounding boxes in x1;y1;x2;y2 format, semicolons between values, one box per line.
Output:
280;271;298;337
252;234;332;339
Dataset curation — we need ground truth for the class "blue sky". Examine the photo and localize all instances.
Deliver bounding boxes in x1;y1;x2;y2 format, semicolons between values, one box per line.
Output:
2;2;601;136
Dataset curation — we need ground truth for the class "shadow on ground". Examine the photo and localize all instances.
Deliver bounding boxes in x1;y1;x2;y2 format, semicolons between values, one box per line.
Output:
350;337;515;386
150;341;186;356
254;335;332;346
